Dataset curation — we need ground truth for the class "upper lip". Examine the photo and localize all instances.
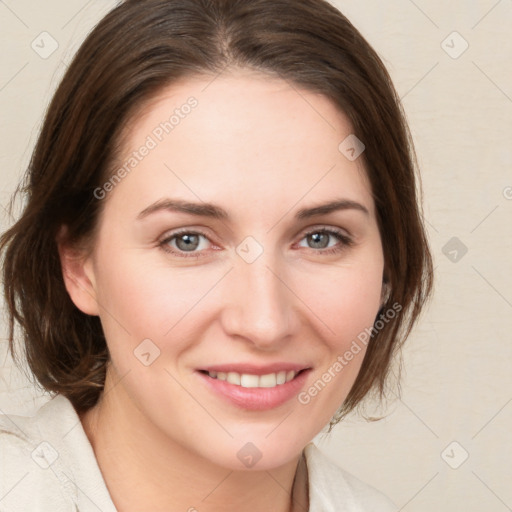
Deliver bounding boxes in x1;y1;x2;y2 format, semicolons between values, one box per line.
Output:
198;363;311;375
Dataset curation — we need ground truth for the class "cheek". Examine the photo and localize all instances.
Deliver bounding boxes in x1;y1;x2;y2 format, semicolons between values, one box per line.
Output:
294;309;378;428
341;276;380;330
296;257;383;409
322;276;380;375
315;261;384;342
92;250;215;359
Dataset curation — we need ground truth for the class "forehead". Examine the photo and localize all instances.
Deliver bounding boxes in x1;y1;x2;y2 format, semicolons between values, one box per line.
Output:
107;70;374;220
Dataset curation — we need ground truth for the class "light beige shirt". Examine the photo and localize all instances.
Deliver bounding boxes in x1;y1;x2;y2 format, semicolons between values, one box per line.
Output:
0;394;396;511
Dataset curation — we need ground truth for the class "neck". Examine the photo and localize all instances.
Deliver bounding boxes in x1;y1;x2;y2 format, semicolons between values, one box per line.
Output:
80;371;308;512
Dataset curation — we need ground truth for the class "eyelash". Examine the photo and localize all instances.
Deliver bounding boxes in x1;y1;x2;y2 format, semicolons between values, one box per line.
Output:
159;227;354;259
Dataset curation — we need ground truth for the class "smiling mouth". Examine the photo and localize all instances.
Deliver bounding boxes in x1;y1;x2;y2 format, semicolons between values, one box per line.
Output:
198;369;309;389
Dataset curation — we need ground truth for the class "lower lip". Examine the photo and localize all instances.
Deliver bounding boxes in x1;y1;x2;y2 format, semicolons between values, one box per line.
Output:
196;370;311;411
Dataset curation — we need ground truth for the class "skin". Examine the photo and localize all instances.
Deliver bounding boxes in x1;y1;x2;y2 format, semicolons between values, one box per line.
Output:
59;68;385;512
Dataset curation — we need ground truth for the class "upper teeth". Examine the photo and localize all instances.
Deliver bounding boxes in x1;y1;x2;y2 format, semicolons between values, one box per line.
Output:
208;370;297;388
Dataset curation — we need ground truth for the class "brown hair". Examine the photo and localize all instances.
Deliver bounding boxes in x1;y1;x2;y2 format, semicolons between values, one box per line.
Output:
0;0;433;421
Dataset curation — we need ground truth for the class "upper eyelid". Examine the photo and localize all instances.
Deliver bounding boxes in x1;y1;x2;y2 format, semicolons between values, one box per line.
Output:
160;225;352;249
301;225;352;238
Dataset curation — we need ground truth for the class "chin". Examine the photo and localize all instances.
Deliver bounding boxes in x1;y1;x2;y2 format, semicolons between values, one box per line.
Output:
198;429;311;472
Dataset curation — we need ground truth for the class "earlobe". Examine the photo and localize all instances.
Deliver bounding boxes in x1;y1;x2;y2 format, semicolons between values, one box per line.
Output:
380;279;391;309
57;228;100;316
375;281;391;320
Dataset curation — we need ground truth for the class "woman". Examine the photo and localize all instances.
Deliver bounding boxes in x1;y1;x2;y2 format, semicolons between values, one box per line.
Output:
0;0;433;510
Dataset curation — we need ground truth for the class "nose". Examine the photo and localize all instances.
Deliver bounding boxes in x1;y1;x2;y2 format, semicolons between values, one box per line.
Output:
220;253;298;350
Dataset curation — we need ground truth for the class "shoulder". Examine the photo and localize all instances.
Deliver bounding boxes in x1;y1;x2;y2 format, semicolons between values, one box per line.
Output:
0;395;79;511
0;393;74;453
304;442;397;512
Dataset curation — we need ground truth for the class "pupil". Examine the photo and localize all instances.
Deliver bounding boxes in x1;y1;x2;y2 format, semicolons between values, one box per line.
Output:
177;234;199;251
309;232;328;249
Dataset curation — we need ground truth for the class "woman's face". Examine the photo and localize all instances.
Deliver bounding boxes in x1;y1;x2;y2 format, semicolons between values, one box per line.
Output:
72;70;385;470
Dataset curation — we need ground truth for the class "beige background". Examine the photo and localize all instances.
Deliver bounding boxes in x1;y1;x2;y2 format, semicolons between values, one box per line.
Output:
1;1;511;510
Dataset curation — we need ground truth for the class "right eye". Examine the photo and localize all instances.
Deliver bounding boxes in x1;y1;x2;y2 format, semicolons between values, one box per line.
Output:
159;229;214;258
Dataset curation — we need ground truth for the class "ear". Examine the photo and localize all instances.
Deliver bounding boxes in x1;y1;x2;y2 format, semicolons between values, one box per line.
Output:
56;226;100;316
380;280;391;306
378;277;391;316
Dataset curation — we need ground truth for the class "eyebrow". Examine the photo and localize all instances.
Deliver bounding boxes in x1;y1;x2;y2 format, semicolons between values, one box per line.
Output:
137;198;369;221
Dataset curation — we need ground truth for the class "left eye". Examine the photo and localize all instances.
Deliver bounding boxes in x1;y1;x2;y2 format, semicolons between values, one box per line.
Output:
297;228;353;253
